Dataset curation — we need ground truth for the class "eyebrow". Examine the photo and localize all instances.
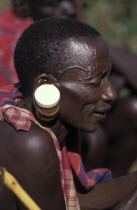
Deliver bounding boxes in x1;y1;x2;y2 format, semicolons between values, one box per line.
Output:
84;72;102;81
63;64;111;80
84;68;110;81
65;66;88;72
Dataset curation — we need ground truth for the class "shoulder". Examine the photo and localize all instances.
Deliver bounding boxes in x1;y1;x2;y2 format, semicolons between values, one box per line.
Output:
0;120;58;167
0;121;65;209
0;119;61;186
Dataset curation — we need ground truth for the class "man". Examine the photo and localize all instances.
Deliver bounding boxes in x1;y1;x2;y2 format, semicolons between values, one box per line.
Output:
0;17;137;210
1;0;137;179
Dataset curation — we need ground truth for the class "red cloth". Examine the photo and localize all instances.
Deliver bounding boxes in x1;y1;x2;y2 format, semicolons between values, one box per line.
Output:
0;9;32;86
0;104;80;209
0;104;112;209
0;84;112;187
0;86;112;209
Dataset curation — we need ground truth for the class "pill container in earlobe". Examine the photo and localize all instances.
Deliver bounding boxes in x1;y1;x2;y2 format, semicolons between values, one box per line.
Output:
34;84;60;121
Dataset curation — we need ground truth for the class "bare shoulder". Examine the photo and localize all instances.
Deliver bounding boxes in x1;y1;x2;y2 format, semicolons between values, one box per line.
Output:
0;121;65;210
0;120;59;175
0;120;55;159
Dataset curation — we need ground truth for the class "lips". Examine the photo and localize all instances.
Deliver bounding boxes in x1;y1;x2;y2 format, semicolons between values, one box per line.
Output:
93;107;111;121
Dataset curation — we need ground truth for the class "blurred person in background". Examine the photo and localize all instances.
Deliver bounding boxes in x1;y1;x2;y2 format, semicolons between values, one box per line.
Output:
0;0;32;86
0;0;84;86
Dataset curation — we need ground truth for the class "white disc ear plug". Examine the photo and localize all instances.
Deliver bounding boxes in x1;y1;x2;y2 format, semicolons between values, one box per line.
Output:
34;84;60;108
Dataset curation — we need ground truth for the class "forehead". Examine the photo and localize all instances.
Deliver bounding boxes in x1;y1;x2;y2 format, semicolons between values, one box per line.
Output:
29;0;74;7
58;1;75;11
29;0;75;19
63;36;111;79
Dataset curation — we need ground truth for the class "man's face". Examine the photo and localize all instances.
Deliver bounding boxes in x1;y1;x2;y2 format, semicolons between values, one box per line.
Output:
28;0;76;21
58;37;117;132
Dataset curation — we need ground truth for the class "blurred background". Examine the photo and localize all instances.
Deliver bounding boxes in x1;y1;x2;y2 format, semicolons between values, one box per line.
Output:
0;0;137;53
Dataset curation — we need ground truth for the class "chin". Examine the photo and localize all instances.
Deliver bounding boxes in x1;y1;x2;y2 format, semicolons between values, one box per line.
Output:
81;124;98;133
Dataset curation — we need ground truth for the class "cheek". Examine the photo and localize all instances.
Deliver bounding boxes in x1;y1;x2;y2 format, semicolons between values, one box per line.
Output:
59;83;102;120
80;86;101;106
59;91;100;131
58;88;84;125
59;91;81;114
60;85;101;113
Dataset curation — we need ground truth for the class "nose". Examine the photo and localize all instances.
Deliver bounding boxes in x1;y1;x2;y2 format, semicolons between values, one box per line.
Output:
102;80;117;103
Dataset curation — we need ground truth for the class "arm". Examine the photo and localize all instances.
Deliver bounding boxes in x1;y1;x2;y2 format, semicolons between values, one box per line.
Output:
78;172;137;209
109;46;137;90
113;187;137;210
0;122;65;210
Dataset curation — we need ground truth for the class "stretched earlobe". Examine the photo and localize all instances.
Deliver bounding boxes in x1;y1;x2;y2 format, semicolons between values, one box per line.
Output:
33;84;60;122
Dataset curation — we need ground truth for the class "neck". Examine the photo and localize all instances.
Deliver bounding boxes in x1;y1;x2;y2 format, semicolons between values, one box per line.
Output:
36;118;70;147
50;120;69;147
19;96;70;146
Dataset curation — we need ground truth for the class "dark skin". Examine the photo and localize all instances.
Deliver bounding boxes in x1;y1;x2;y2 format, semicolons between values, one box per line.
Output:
1;36;137;209
83;97;137;175
28;0;77;20
101;96;137;177
11;0;137;177
0;121;66;210
12;0;84;22
83;46;137;175
81;125;107;170
103;47;137;176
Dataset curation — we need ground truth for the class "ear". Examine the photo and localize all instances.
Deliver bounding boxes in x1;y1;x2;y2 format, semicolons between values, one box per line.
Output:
33;73;58;90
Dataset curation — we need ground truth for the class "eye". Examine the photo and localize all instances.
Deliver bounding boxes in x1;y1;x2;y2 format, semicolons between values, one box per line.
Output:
101;71;110;79
90;79;102;87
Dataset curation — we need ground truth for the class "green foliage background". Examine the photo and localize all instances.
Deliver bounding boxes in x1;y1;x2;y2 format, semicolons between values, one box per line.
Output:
0;0;137;53
83;0;137;53
0;0;9;11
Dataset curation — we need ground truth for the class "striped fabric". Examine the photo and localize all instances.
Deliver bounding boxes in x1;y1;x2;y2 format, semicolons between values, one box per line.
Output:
0;104;80;209
68;152;112;190
0;85;112;209
0;84;22;106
